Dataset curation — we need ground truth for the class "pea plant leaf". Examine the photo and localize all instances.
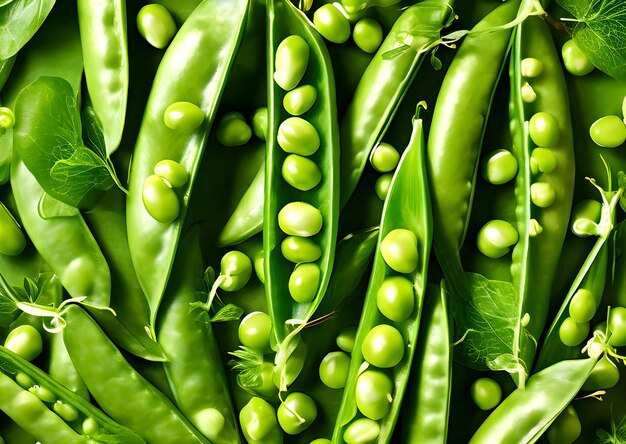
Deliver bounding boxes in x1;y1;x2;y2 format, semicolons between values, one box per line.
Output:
13;76;115;210
210;303;244;323
557;0;626;79
0;0;56;60
0;274;37;327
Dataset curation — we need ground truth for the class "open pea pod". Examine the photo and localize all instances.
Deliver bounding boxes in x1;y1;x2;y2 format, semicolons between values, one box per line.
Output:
332;106;432;444
0;345;145;443
265;0;339;355
126;0;249;328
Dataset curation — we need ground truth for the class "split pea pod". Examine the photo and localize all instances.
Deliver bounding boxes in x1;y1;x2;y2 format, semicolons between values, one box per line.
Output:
62;305;210;444
265;0;339;353
333;106;432;443
126;0;249;328
77;0;128;154
0;345;145;443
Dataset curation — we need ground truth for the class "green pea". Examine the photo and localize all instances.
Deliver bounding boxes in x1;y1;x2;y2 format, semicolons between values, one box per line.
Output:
530;182;556;208
353;18;383;53
238;311;272;352
288;263;321;303
277;117;320;156
252;107;268;141
529;112;560;147
28;385;56;403
343;418;380;444
376;276;414;322
15;372;35;390
136;4;177;49
375;174;393;201
569;288;596;323
282;154;322;191
528;218;543;237
277;392;317;435
163;101;205;132
582;355;620;391
256;362;279;398
272;341;307;388
254;250;265;284
281;236;322;263
355;370;393;420
318;351;350;389
278;201;323;237
561;39;594;76
0;106;15;129
481;149;518;185
547;405;581;444
192;408;225;442
53;400;79;422
0;202;26;256
559;317;589;347
476;220;518;259
589;115;626;148
310;440;331;444
336;327;357;353
470;378;502;410
313;3;350;44
82;417;99;435
283;85;318;116
274;35;310;91
530;147;557;175
521;57;544;78
240;397;278;441
571;199;602;237
370;142;400;173
361;324;404;368
608;306;626;347
380;229;418;274
219;250;252;292
153;159;188;188
142;175;179;223
521;82;537;103
216;111;252;147
4;325;43;361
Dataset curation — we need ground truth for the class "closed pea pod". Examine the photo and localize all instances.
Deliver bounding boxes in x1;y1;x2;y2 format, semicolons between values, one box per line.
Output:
0;201;25;256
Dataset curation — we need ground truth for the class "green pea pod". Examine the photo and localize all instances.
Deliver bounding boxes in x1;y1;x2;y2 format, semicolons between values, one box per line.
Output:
401;282;452;443
77;0;128;155
469;357;598;443
0;55;15;93
126;0;249;328
0;0;55;60
49;332;89;401
340;0;454;207
0;412;38;444
265;0;340;353
62;305;210;444
333;106;432;443
0;345;145;444
157;231;240;443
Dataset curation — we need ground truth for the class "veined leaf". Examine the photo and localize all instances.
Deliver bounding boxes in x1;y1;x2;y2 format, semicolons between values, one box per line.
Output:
0;0;56;59
210;303;243;323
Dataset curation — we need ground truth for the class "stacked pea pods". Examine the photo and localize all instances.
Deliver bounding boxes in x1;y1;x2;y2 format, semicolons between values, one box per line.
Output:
0;0;625;443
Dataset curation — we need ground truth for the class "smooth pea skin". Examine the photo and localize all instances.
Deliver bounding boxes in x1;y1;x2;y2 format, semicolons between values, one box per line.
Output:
277;392;317;435
252;107;268;141
380;229;418;274
530;182;556;208
274;35;310;91
530;147;557;175
482;149;518;185
375;174;393;201
192;408;225;442
355;370;393;420
219;250;252;291
0;106;15;129
240;397;278;441
376;276;414;322
318;351;350;389
238;311;272;352
281;236;322;263
569;288;596;323
278;201;323;237
361;324;404;368
561;39;594;76
470;378;502;410
283;85;317;116
288;263;321;303
137;4;178;49
559;317;589;346
277;117;320;156
282;154;322;191
589;115;626;148
53;401;79;422
153;159;188;188
254;250;265;284
29;385;56;403
520;57;543;78
163;101;205;132
529;112;560;147
343;418;381;444
336;327;356;353
353;18;383;53
582;355;620;391
83;417;99;435
310;440;331;444
547;405;581;444
0;202;26;256
256;362;279;398
216;111;252;147
313;4;350;44
370;142;399;173
608;307;626;347
476;220;518;259
4;325;43;361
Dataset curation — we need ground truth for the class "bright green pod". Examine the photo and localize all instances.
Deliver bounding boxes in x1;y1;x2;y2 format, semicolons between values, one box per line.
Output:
281;236;322;263
282;154;322;191
283;85;317;116
136;4;178;49
589;115;626;148
0;202;26;256
163;101;205;132
481;149;518;184
529;112;560;147
274;35;310;91
216;111;252;147
142;175;180;224
153;159;189;188
355;370;393;420
277;117;320;156
288;263;321;303
343;418;380;444
278;201;323;237
0;107;15;129
353;18;383;54
313;4;350;44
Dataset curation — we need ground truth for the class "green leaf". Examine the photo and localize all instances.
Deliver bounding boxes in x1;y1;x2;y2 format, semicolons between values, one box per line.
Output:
228;346;264;391
210;303;244;323
382;44;411;60
0;274;35;327
0;0;56;59
557;0;626;79
13;76;114;209
618;171;626;213
80;103;107;159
